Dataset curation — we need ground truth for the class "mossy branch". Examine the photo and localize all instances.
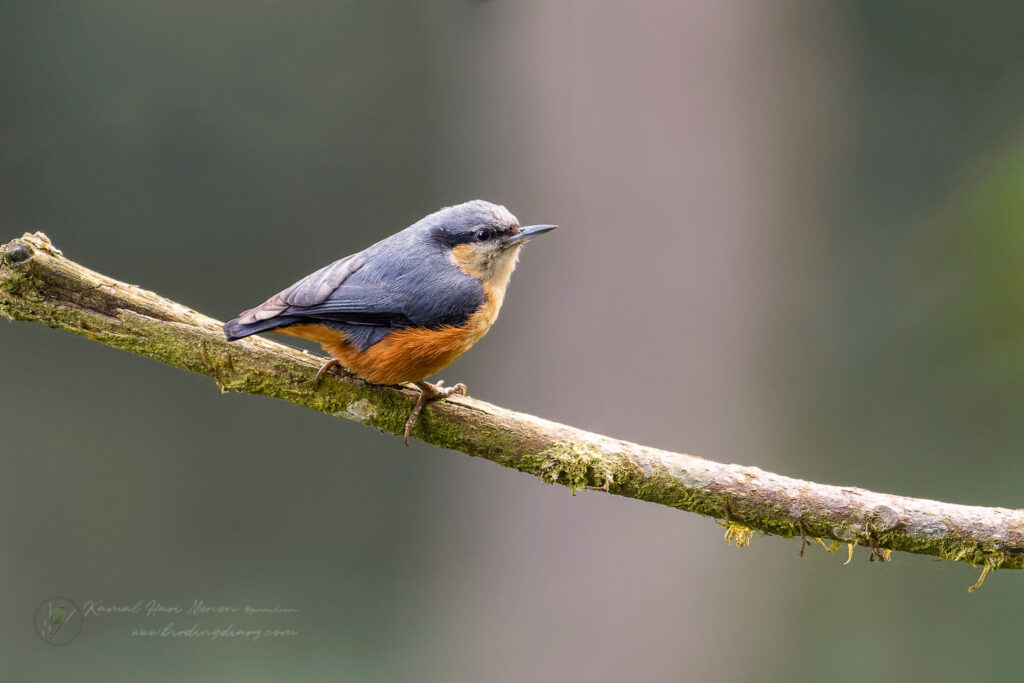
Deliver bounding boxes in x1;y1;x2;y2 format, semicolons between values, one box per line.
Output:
3;232;1022;589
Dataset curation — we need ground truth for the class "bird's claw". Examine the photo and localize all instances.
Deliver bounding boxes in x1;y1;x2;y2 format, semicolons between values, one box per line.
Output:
430;380;467;398
313;359;342;386
403;380;468;446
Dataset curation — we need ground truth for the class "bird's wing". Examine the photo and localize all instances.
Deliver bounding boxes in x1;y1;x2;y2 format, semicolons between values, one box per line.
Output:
229;243;487;344
233;253;400;326
282;285;413;327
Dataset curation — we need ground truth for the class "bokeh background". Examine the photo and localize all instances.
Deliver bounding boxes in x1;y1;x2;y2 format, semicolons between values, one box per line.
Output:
3;1;1024;680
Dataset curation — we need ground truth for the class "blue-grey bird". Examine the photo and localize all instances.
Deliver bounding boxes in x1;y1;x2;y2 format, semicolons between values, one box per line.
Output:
223;200;556;443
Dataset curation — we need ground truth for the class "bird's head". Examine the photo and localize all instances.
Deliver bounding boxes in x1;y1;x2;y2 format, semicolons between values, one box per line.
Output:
426;200;556;288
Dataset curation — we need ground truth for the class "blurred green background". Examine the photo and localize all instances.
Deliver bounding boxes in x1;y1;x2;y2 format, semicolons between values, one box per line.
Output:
3;1;1024;680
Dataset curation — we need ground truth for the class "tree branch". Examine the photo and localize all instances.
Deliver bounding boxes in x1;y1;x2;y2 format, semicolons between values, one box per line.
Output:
3;232;1021;589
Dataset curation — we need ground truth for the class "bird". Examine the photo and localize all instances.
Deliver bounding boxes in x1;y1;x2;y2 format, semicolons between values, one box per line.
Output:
47;603;66;638
223;200;556;444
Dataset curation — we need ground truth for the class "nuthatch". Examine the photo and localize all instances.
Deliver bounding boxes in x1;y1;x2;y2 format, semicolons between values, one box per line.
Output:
223;200;555;444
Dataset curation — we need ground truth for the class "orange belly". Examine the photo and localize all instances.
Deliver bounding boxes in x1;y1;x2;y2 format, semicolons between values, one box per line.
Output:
277;321;486;385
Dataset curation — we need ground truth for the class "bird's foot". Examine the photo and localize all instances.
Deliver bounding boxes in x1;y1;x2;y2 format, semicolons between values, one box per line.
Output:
313;358;345;386
404;380;467;446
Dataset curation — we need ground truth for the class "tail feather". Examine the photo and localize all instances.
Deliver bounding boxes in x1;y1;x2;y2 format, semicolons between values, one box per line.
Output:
223;315;303;341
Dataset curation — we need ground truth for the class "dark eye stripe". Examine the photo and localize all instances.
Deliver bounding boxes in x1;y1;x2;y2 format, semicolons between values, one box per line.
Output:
431;224;508;248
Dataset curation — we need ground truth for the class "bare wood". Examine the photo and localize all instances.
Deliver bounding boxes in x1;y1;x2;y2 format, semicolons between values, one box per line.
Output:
2;232;1021;588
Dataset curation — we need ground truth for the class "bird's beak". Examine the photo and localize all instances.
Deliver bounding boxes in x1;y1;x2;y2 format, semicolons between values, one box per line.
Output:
506;224;557;246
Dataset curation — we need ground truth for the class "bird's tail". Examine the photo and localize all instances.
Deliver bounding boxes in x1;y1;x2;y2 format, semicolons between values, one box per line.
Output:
223;316;303;341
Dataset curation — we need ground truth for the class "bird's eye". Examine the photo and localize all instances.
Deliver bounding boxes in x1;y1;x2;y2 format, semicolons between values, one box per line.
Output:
475;229;492;242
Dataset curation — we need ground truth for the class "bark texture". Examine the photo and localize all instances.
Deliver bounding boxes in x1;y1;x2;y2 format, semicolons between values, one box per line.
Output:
3;231;1021;588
